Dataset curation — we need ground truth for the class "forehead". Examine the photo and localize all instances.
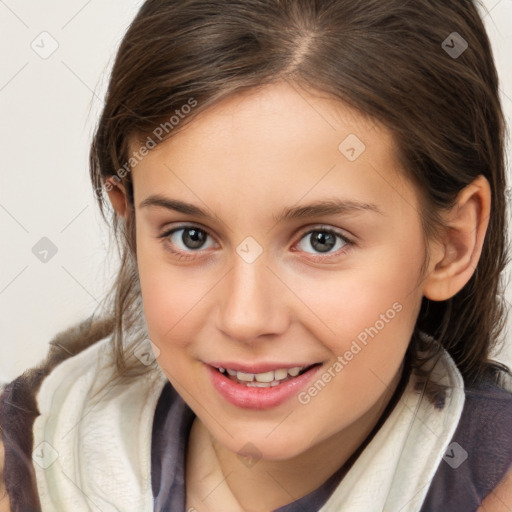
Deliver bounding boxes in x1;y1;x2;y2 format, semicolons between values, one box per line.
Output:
132;81;390;158
129;81;417;219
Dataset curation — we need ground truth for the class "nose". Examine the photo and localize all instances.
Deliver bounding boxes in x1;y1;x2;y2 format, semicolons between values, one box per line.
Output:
215;254;290;344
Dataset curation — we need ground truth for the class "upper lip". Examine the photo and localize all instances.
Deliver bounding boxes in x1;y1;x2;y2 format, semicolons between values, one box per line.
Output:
207;361;321;373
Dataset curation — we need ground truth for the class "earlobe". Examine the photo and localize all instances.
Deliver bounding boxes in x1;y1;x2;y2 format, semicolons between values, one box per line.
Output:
105;177;130;219
422;175;491;301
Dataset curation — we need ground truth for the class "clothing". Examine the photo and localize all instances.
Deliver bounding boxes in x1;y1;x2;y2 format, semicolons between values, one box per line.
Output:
1;325;511;512
151;366;512;512
151;382;377;512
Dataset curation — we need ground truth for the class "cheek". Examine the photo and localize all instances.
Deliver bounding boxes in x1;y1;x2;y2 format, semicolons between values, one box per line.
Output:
136;236;208;350
293;235;425;370
303;254;421;327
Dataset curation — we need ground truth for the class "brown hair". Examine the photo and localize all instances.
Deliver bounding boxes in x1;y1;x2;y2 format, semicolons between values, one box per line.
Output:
89;0;510;391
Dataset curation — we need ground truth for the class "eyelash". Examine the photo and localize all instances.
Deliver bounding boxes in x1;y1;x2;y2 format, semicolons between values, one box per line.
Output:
157;224;354;261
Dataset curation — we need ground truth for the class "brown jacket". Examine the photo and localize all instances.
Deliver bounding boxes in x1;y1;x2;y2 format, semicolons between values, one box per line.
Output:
0;316;114;512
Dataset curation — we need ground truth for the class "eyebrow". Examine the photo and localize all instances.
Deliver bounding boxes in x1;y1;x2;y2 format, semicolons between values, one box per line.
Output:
139;195;384;222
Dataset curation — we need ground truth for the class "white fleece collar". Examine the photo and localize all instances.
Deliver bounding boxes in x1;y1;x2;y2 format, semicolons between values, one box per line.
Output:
33;336;464;511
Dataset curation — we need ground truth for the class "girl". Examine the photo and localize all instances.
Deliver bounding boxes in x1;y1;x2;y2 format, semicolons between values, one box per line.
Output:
1;0;511;510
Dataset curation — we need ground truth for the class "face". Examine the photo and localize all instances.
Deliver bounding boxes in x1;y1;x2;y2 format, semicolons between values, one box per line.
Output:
130;81;428;461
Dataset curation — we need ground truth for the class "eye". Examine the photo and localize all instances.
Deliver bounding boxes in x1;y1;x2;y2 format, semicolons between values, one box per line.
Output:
159;225;216;257
158;224;353;261
295;227;352;256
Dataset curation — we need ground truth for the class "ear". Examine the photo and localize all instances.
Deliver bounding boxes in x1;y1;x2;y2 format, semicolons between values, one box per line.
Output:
104;177;130;219
422;175;491;301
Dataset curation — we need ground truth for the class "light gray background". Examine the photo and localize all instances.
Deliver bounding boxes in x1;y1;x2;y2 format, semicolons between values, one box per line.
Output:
1;0;511;382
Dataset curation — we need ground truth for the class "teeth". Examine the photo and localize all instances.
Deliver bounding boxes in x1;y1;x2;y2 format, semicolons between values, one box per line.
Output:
245;380;283;388
219;366;306;383
236;371;255;382
255;371;274;383
288;367;301;377
274;368;288;380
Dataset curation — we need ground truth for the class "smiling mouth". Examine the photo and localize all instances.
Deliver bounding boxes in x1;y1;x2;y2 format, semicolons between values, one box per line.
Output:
214;364;321;388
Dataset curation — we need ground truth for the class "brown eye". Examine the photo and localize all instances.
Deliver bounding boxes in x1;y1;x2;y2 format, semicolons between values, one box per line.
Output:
296;228;350;256
180;228;207;249
308;231;337;253
160;225;216;254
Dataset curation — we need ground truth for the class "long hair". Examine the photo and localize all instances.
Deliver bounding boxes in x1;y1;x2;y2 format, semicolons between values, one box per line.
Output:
89;0;510;391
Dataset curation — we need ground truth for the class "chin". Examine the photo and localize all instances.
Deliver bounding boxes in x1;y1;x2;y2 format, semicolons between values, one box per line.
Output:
216;430;313;462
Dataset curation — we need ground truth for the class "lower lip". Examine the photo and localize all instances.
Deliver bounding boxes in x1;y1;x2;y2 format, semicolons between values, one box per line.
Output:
206;364;322;409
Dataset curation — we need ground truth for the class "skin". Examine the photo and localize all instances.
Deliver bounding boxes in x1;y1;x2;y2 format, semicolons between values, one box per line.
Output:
107;80;491;511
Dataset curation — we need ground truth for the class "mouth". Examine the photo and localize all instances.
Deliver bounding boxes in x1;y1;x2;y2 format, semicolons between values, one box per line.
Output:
206;361;324;409
213;364;321;388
